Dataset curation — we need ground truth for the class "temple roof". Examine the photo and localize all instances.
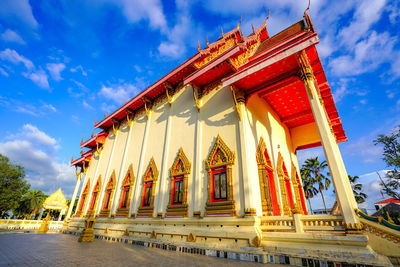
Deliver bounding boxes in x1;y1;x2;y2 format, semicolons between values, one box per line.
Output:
42;188;68;210
78;14;345;154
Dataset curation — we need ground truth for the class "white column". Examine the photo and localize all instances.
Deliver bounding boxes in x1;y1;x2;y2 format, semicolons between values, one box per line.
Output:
193;105;203;216
156;105;172;217
95;130;119;215
236;94;257;216
83;144;104;216
66;172;82;219
130;111;152;217
298;51;360;231
110;122;134;216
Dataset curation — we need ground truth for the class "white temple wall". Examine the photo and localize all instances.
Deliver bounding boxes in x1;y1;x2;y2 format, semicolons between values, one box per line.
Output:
96;122;130;214
163;86;197;216
200;86;243;216
246;94;298;213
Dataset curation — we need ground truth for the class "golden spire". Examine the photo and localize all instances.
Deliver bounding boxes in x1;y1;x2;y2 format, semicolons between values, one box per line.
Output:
252;24;255;34
104;112;107;119
221;27;224;37
91;131;94;137
304;0;310;15
237;15;243;29
94;118;97;126
71;155;74;162
198;40;201;52
80;137;83;145
206;36;209;46
125;99;127;105
263;8;270;26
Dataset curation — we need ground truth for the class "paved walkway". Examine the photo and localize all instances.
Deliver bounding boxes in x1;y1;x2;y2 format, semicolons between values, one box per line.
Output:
0;233;282;266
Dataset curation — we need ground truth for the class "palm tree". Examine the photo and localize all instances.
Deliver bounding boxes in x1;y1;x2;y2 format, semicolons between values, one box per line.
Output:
301;168;319;214
348;175;367;204
302;157;331;213
23;189;47;218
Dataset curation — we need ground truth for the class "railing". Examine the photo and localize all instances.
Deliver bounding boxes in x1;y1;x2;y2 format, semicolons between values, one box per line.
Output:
0;219;64;231
356;209;400;231
260;214;345;233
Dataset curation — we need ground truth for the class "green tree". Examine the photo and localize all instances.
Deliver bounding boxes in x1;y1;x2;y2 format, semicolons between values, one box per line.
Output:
14;189;47;219
301;157;331;213
373;126;400;200
301;168;319;214
0;154;30;217
348;175;367;204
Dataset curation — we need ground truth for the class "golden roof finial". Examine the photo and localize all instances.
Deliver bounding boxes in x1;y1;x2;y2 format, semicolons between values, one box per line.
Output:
104;112;107;119
91;130;94;137
206;36;209;46
240;29;244;40
94;118;97;126
304;0;310;15
237;15;243;29
198;40;201;52
125;99;127;105
263;8;270;26
221;27;224;37
80;137;83;145
252;24;255;34
71;155;74;162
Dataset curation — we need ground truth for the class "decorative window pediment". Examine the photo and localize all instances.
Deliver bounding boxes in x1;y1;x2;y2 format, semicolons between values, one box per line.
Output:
100;171;116;216
205;135;236;216
256;137;280;216
277;153;294;215
115;164;136;217
76;179;90;216
166;148;191;217
137;158;159;218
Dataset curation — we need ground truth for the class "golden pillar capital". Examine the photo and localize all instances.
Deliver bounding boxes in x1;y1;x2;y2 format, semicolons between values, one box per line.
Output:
297;51;315;99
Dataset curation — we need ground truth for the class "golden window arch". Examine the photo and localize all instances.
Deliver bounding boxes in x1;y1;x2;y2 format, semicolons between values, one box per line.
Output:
99;170;116;217
166;148;191;217
76;179;90;217
115;164;135;217
86;175;101;216
204;135;236;216
137;157;159;218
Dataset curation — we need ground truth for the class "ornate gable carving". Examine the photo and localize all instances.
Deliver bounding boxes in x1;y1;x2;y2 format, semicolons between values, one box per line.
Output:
123;164;136;186
170;148;191;177
205;135;235;170
106;170;116;190
82;179;90;194
143;157;159;183
256;137;272;167
93;175;102;192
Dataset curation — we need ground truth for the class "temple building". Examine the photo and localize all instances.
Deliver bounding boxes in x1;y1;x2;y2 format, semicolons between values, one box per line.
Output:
66;13;399;266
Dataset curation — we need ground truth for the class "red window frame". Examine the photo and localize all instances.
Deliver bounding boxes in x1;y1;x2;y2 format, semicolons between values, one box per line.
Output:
210;167;227;202
102;189;112;210
119;186;130;209
89;192;97;211
142;182;153;207
171;175;184;205
265;166;281;216
78;194;86;212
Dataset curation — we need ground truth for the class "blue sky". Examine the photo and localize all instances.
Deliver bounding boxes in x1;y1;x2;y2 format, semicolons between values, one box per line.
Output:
0;0;399;214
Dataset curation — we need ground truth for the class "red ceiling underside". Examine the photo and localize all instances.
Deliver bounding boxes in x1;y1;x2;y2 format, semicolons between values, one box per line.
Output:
71;151;92;167
233;46;346;144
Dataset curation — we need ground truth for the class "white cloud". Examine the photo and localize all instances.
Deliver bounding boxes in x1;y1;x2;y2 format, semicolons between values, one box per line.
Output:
297;147;325;167
82;100;94;110
158;42;182;58
0;67;8;76
0;0;38;29
23;69;50;89
1;29;25;44
103;0;167;32
0;48;34;70
70;65;87;76
329;31;396;77
46;63;66;81
98;82;140;104
343;136;382;163
0;96;57;117
357;170;390;213
0;124;76;197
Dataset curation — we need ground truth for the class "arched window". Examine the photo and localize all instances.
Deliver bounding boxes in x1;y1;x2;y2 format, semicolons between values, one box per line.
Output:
277;153;294;215
99;171;116;217
115;164;135;217
87;176;101;216
256;137;281;216
291;163;308;215
76;179;90;217
205;135;236;216
137;158;159;217
166;148;191;217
